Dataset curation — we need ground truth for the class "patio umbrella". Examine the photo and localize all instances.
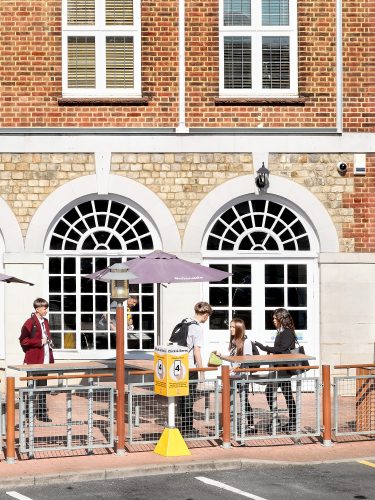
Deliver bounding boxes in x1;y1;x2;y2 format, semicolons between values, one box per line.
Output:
0;273;34;286
85;250;231;284
85;250;231;343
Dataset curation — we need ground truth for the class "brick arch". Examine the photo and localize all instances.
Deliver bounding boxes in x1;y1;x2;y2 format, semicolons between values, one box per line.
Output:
25;174;181;253
183;174;339;253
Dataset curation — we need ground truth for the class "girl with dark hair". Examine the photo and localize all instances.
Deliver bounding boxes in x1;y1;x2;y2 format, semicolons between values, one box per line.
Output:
255;308;297;432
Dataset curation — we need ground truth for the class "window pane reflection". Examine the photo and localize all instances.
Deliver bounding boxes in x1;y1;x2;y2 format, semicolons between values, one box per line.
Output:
232;309;252;330
290;310;307;329
209;287;229;307
232;287;251;307
232;265;251;284
265;287;284;307
288;264;307;284
265;264;284;284
288;287;307;307
210;310;228;330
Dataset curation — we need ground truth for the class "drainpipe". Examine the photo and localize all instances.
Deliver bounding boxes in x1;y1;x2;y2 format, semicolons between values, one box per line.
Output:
176;0;189;133
336;0;343;134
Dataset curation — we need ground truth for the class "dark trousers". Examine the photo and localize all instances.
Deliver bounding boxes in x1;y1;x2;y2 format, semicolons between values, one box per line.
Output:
265;380;296;425
233;381;254;426
178;371;198;430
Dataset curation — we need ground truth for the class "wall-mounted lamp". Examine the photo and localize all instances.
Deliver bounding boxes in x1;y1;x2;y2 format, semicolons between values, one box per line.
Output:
255;162;270;191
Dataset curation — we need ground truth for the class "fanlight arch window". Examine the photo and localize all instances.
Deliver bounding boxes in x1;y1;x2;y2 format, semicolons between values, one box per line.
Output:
47;198;156;355
206;198;311;252
50;199;154;252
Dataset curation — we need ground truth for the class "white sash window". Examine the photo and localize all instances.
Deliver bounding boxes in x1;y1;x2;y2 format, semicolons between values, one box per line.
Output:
219;0;298;97
62;0;141;97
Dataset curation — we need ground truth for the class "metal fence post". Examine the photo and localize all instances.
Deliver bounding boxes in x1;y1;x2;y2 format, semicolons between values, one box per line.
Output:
221;365;231;448
6;377;16;464
322;365;332;446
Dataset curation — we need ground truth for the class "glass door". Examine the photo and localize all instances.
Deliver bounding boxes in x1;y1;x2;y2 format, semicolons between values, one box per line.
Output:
205;259;317;361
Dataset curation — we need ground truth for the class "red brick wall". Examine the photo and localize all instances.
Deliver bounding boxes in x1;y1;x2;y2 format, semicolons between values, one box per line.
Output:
343;155;375;252
0;0;179;127
0;0;373;129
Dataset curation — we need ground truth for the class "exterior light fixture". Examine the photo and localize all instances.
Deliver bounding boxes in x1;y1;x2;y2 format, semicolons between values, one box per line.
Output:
98;261;137;456
255;162;270;191
100;263;137;304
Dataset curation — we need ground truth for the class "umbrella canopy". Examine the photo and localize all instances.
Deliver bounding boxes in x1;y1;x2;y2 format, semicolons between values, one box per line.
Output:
0;273;34;286
85;250;231;284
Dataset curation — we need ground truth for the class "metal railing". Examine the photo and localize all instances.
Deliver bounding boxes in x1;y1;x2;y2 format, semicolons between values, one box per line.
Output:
2;362;374;461
333;364;375;437
7;373;114;459
128;373;220;444
232;375;321;443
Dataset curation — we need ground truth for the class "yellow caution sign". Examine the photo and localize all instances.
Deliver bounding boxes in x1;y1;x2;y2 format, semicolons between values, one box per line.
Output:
154;345;189;397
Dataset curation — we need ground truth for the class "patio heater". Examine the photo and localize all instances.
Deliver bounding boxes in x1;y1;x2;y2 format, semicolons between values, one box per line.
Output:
100;263;137;455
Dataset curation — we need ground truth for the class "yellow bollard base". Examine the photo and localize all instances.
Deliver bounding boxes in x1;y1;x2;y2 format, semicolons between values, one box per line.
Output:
154;427;191;457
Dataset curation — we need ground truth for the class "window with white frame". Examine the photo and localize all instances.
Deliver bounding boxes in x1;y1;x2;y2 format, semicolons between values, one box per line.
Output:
47;198;156;355
62;0;141;97
219;0;298;97
202;196;318;359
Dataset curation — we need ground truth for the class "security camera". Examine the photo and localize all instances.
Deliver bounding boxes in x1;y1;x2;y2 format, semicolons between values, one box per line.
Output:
337;162;348;175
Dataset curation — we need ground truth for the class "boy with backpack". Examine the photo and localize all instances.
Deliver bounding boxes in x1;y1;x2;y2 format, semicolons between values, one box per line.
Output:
171;301;212;435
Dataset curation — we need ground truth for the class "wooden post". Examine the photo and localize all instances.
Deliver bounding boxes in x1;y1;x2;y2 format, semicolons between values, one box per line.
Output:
115;304;125;455
6;377;16;464
322;365;332;446
221;365;231;448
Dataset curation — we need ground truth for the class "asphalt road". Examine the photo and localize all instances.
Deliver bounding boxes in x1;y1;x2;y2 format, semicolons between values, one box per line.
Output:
1;461;375;500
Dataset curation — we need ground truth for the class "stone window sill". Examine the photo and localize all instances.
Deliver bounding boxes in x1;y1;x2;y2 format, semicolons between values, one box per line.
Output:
214;97;307;106
58;97;149;106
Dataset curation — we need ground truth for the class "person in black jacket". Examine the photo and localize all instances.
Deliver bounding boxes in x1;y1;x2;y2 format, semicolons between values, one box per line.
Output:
255;308;297;432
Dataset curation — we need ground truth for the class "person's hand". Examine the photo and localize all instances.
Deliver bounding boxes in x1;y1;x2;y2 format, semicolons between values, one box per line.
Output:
255;341;266;351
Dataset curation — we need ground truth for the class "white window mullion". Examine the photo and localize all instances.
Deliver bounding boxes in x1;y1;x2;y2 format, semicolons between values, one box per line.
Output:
96;34;106;91
96;0;105;28
252;262;264;335
252;34;262;94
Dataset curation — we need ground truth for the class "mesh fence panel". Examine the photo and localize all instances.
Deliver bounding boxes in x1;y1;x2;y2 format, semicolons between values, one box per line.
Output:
333;375;375;436
128;380;219;443
233;376;321;441
19;386;114;455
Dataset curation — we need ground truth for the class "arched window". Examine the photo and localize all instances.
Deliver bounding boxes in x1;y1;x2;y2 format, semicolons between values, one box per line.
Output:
47;198;157;355
203;196;318;357
206;199;311;252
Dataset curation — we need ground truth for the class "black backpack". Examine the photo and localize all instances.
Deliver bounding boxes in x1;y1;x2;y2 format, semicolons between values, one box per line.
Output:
169;318;198;348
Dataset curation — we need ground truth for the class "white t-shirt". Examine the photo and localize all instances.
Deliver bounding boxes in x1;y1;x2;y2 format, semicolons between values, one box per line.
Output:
226;336;254;373
186;318;204;369
38;317;49;364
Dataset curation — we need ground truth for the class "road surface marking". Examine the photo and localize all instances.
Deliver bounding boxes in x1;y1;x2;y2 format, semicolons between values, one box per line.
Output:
195;476;268;500
357;460;375;468
6;492;34;500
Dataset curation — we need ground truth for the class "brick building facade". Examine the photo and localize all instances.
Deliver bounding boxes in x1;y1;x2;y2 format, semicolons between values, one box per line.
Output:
0;0;374;369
